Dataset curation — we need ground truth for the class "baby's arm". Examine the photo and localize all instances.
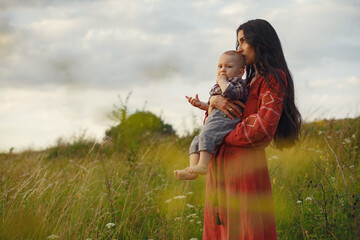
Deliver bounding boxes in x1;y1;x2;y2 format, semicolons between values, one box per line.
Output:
216;74;230;93
220;77;247;101
186;94;209;111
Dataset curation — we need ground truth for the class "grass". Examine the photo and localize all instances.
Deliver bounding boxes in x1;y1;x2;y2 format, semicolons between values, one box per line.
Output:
0;116;359;239
0;136;205;240
267;118;360;239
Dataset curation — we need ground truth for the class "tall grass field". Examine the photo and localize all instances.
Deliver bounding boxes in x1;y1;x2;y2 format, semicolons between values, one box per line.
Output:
0;105;359;239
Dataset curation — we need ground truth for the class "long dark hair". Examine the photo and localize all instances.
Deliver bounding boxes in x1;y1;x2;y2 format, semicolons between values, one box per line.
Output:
236;19;302;149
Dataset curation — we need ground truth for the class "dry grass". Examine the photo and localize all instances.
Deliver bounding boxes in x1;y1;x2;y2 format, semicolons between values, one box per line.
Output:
0;117;359;239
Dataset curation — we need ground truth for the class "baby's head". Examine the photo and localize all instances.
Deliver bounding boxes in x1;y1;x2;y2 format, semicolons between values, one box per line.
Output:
217;50;245;79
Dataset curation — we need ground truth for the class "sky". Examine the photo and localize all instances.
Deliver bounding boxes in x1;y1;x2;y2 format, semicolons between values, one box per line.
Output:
0;0;359;152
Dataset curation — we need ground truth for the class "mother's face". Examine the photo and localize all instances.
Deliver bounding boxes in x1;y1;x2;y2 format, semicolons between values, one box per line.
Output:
237;30;255;66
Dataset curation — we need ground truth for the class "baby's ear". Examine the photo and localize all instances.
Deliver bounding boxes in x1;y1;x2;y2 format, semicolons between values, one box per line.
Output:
238;68;245;77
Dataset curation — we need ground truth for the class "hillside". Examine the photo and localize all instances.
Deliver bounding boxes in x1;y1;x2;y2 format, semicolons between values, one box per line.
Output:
0;113;359;239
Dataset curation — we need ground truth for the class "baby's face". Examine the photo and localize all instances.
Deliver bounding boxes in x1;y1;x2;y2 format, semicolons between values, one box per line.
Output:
217;54;244;79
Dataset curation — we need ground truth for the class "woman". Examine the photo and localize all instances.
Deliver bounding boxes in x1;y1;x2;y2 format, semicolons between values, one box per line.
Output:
203;19;301;239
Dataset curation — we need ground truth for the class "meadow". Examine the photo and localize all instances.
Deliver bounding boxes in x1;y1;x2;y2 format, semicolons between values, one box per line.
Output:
0;104;359;239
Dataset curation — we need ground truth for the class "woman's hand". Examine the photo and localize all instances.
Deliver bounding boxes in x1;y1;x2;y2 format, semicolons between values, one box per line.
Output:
209;95;244;120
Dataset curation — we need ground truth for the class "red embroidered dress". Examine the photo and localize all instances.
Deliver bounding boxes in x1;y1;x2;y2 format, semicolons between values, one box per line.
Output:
203;73;284;240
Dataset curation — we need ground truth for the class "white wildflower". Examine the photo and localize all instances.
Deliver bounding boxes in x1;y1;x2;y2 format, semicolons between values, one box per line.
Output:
165;199;172;204
174;217;183;221
343;138;351;144
305;197;312;201
190;238;198;240
186;204;195;208
145;191;154;196
187;213;197;218
318;130;325;135
331;177;336;181
186;191;194;195
316;150;324;153
197;221;202;224
297;200;302;204
174;195;187;199
269;156;279;161
352;134;356;139
190;219;194;223
350;165;355;168
47;235;59;239
105;222;115;229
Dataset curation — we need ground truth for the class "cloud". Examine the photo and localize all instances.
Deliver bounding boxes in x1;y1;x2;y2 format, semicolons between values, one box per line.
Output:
0;79;207;151
273;0;360;69
0;18;16;56
0;85;118;151
143;62;181;80
308;79;336;88
337;76;360;89
0;0;359;151
0;0;220;89
298;74;360;121
0;0;99;9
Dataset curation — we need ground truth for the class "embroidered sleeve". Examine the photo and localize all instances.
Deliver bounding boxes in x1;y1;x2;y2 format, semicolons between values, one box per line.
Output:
224;77;284;147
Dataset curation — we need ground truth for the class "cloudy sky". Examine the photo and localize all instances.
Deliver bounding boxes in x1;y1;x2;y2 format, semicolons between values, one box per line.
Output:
0;0;359;152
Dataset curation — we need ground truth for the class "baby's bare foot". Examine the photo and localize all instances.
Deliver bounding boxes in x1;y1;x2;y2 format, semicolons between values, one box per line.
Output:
174;169;198;180
186;165;208;175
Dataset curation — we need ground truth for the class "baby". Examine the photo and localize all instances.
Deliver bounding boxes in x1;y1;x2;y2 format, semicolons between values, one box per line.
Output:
174;50;248;180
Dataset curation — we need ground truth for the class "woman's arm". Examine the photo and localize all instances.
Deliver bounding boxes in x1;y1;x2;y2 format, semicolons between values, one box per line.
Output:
225;76;284;147
209;95;245;120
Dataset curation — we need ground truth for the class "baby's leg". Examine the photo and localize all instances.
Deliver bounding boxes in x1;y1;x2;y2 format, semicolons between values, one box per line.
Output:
186;151;212;175
174;153;199;180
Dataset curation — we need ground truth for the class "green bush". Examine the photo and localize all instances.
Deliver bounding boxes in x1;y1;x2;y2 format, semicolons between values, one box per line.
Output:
105;111;175;158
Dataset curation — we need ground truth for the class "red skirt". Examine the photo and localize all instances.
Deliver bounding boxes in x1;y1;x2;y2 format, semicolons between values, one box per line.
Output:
203;144;277;240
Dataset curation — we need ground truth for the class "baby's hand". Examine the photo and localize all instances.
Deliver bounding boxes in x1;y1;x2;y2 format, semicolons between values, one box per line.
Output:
185;94;201;108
